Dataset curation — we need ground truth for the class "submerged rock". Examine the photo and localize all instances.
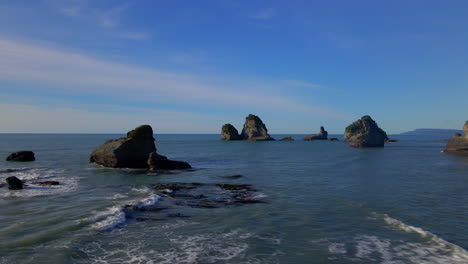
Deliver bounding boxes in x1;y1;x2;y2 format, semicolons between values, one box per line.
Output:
344;115;388;148
385;139;399;143
6;151;35;162
37;181;60;186
6;176;23;190
90;125;191;169
279;136;295;141
221;124;241;140
147;151;192;170
328;138;339;141
444;121;468;154
240;114;274;141
303;126;328;141
221;174;243;179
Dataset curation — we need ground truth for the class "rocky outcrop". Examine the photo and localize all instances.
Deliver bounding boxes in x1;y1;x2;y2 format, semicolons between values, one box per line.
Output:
344;115;388;148
221;124;241;140
6;151;35;161
279;136;294;141
444;121;468;154
90;125;191;169
240;114;274;141
6;176;23;190
303;126;328;141
147;151;192;170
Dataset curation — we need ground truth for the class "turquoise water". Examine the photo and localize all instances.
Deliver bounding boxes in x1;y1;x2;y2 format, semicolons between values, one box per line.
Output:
0;134;467;264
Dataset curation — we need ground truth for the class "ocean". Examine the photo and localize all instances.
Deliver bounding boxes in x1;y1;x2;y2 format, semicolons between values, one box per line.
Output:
0;134;467;264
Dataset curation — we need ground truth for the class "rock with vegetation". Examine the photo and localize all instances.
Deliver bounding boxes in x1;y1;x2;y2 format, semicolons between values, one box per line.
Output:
279;136;295;141
6;151;35;162
344;115;388;148
6;176;23;190
221;124;241;140
303;126;328;141
90;125;191;169
147;151;192;170
240;114;274;141
444;121;468;154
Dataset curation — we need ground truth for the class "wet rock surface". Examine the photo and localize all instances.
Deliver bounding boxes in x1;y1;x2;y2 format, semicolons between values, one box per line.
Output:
6;176;23;190
6;151;35;162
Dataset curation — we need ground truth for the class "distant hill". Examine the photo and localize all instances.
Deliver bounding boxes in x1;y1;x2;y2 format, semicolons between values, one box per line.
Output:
400;128;463;136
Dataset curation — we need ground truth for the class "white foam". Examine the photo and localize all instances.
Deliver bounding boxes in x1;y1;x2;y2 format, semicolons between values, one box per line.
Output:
328;243;347;254
89;206;126;231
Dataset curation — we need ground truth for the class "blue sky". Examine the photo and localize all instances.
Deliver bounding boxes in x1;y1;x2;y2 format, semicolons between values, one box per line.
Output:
0;0;467;133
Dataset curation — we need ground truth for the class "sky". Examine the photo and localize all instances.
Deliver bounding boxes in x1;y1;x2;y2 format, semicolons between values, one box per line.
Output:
0;0;467;134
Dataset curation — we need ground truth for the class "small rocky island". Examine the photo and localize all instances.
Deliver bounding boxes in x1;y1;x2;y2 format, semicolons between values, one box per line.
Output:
303;126;328;141
221;114;274;141
6;151;35;161
344;115;388;148
444;121;468;154
90;125;191;170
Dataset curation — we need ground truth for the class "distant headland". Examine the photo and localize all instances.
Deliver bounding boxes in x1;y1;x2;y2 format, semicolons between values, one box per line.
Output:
400;128;464;136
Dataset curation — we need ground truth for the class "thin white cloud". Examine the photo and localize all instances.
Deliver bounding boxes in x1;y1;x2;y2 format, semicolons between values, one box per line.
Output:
97;4;129;28
59;7;81;17
0;37;351;120
251;8;276;20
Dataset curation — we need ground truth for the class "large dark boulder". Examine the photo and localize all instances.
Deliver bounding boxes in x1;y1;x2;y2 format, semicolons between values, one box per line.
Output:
6;151;35;161
344;115;388;148
221;124;241;140
303;126;328;141
147;151;192;170
444;121;468;154
90;125;156;168
240;114;274;141
6;176;23;190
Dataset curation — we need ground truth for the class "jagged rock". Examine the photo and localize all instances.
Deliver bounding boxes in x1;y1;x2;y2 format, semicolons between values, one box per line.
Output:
279;136;295;141
303;126;328;141
240;114;274;141
444;121;468;154
328;138;339;141
344;115;388;148
6;176;23;190
6;151;35;162
147;151;191;170
90;125;156;168
221;124;241;140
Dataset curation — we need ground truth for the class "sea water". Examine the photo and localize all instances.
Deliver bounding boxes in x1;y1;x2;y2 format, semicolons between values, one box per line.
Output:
0;134;467;263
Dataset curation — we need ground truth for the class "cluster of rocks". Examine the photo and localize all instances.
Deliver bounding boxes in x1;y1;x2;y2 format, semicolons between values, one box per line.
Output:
2;176;60;190
90;125;191;170
303;126;328;141
444;121;468;154
221;114;274;141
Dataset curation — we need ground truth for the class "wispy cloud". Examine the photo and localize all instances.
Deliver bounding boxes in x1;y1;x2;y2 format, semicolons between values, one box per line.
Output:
0;37;351;120
251;8;276;20
96;4;129;28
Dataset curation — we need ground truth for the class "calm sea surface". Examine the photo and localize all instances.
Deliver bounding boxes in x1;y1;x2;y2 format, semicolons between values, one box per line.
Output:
0;134;467;264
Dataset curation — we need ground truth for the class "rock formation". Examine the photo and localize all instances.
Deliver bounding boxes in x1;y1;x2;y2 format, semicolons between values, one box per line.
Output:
221;124;241;140
147;151;192;170
6;176;23;190
444;121;468;154
344;115;388;148
279;136;295;141
90;125;191;169
6;151;35;161
328;138;339;141
303;126;328;141
240;114;274;141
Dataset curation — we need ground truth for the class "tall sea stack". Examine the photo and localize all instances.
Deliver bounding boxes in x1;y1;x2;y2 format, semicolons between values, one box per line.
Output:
221;114;274;141
344;115;388;148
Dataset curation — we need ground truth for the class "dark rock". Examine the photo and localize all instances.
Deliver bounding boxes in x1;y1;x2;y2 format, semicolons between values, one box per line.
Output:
90;125;156;168
6;151;35;162
147;151;191;170
303;126;328;141
385;139;399;143
344;115;388;148
328;138;339;141
216;183;255;191
221;124;241;140
453;133;462;137
135;217;164;221
221;174;242;179
444;121;468;154
240;114;274;141
6;176;23;190
279;136;295;141
37;181;60;186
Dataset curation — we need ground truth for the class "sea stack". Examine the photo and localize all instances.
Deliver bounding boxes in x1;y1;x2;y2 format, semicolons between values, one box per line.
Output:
444;121;468;154
6;176;23;190
303;126;328;141
221;124;241;140
90;125;191;169
240;114;274;141
344;115;388;148
6;151;35;162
